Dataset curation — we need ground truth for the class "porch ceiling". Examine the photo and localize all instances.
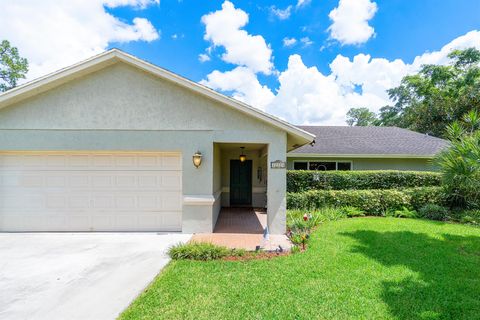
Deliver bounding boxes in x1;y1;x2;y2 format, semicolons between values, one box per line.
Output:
216;142;267;152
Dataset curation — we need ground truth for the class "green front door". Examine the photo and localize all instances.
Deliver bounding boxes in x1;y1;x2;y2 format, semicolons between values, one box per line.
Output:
230;160;252;206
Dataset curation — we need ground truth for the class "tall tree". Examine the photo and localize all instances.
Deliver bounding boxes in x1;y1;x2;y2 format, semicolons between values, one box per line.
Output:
346;107;377;126
376;47;480;137
0;40;28;92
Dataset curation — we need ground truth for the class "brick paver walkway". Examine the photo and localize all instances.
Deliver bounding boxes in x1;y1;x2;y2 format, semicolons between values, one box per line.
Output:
191;208;291;251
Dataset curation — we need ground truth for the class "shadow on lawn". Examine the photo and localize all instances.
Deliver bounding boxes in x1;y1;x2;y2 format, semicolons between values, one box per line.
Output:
341;229;480;320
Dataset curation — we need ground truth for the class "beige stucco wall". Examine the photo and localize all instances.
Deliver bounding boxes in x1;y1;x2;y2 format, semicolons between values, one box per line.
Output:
0;62;288;234
212;143;222;227
287;156;436;171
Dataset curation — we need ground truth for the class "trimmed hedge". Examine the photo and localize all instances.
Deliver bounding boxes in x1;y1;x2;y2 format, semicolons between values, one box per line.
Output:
287;170;441;192
287;187;446;215
403;186;447;209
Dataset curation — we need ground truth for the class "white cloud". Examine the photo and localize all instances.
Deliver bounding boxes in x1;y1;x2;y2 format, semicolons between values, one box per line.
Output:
300;37;314;47
104;0;159;9
171;33;185;40
266;30;480;125
267;55;347;124
296;0;311;8
270;5;292;20
328;0;377;45
283;37;297;47
265;53;406;125
0;0;160;80
411;30;480;68
200;0;480;126
201;67;274;111
129;17;160;41
198;53;211;62
330;54;409;105
201;1;273;74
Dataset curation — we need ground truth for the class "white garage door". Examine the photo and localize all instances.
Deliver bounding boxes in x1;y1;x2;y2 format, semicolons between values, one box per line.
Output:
0;152;182;232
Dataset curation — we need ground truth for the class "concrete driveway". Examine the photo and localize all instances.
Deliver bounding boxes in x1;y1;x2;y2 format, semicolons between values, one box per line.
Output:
0;232;191;320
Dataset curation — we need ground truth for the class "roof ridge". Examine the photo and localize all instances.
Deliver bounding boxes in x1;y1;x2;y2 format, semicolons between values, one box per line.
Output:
0;48;314;146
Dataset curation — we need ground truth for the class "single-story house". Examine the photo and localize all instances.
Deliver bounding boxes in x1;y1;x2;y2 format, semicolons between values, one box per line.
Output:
0;49;315;234
287;126;449;171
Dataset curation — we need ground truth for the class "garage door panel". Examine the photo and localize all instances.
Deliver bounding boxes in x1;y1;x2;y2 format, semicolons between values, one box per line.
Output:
46;154;67;166
46;176;67;188
115;196;136;209
2;194;44;210
0;152;183;231
68;216;91;230
69;194;90;209
160;212;183;229
46;195;67;209
1;173;181;190
161;155;182;170
45;215;68;230
0;153;182;171
116;175;137;187
70;175;90;187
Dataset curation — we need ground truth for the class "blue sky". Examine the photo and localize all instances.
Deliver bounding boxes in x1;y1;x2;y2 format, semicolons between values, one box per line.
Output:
110;0;480;81
1;0;479;124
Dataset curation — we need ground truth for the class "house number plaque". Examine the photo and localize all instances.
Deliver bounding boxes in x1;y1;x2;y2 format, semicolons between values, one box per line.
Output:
270;160;286;169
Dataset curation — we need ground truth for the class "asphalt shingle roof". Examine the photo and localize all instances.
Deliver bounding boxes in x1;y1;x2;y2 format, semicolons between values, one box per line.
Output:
291;126;449;156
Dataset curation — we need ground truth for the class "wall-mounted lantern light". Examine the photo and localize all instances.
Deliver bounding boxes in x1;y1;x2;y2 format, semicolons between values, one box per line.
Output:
239;147;246;162
192;151;202;168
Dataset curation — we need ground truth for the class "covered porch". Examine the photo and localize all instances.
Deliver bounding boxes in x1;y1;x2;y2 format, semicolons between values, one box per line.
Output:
193;140;289;248
191;207;290;251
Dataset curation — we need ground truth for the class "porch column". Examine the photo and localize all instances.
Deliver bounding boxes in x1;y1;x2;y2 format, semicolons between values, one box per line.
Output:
266;136;287;234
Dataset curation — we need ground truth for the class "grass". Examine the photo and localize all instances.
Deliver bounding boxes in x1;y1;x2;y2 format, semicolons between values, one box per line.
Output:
120;218;480;320
168;242;245;261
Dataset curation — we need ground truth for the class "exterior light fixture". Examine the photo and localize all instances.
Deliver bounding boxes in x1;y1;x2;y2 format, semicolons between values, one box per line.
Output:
192;151;202;168
239;147;246;162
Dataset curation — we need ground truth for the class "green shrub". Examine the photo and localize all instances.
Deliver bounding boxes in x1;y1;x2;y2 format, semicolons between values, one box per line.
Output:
287;170;441;192
459;211;480;226
449;209;480;226
403;186;447;209
435;129;480;209
340;206;365;217
459;214;480;225
386;207;418;218
287;187;445;215
287;188;412;215
168;242;245;261
418;204;449;221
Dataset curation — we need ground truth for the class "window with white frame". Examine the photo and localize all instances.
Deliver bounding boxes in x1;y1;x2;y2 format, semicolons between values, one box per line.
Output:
293;160;352;171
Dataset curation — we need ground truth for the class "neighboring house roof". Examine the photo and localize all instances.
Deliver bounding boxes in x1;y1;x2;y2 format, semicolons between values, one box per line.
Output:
289;126;449;158
0;49;314;150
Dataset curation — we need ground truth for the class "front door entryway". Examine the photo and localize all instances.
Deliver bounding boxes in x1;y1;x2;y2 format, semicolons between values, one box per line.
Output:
230;160;252;206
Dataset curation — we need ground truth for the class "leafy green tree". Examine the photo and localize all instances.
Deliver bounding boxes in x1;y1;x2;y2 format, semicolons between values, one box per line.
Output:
436;112;480;209
346;107;377;126
0;40;28;92
377;47;480;137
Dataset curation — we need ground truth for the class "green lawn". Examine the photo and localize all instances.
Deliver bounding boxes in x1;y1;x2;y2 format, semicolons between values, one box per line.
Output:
120;218;480;320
